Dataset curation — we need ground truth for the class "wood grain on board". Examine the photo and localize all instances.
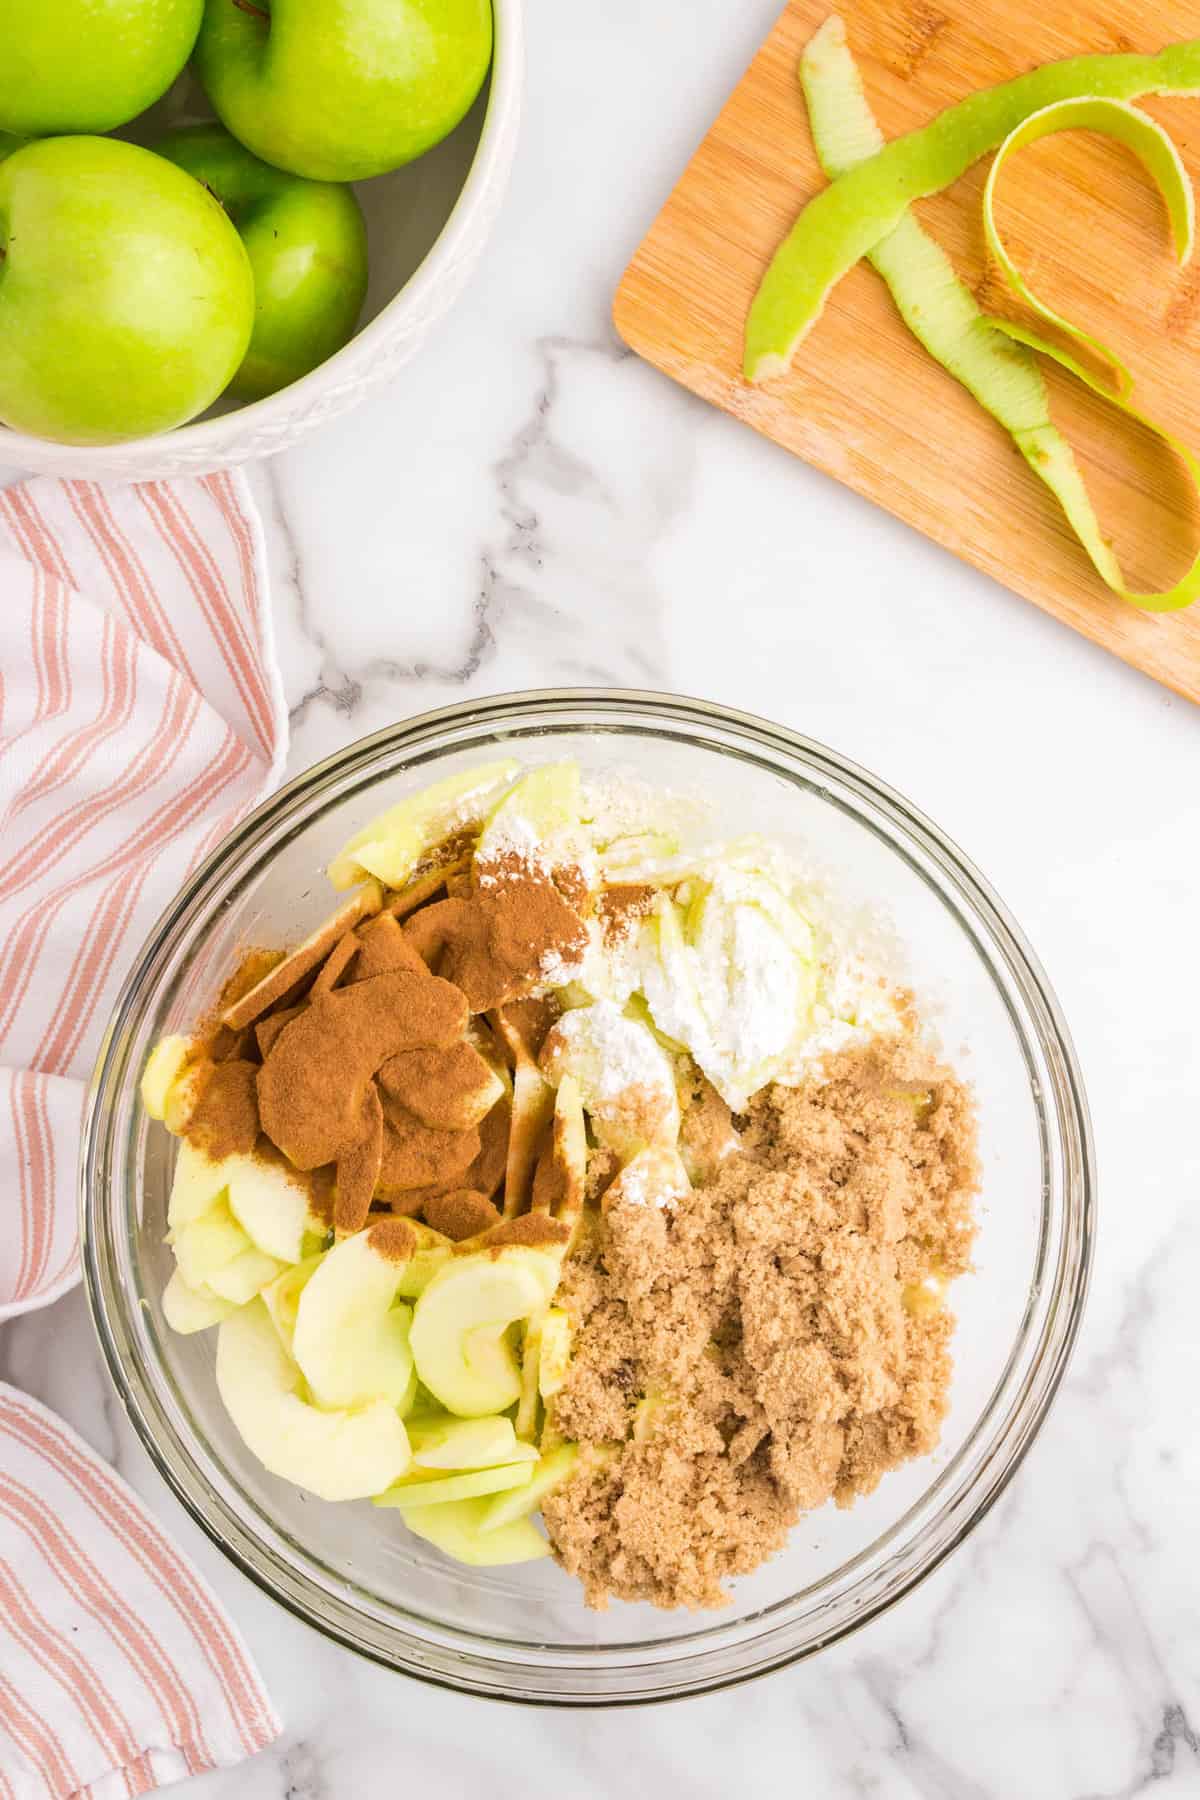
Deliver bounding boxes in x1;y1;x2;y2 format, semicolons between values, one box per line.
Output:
614;0;1200;701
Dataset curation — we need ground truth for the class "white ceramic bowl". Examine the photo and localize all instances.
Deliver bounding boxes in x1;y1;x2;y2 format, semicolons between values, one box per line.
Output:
0;1;523;481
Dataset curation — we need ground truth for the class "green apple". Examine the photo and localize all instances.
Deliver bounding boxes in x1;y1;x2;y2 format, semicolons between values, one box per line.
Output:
0;137;253;445
194;0;493;183
0;0;202;135
155;125;368;400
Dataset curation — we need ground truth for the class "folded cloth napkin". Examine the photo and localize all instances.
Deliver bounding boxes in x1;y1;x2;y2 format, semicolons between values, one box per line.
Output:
0;472;287;1796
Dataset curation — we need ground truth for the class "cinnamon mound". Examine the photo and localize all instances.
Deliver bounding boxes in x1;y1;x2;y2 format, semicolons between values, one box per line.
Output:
542;1041;979;1610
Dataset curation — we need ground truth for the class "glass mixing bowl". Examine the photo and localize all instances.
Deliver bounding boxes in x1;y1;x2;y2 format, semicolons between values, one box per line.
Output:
82;691;1094;1705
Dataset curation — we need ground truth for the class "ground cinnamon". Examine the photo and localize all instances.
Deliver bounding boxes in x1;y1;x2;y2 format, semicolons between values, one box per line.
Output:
221;885;382;1031
376;1107;481;1194
422;1189;502;1241
257;969;467;1169
334;1084;384;1236
183;1059;260;1160
404;865;586;1013
378;1042;499;1132
596;884;655;946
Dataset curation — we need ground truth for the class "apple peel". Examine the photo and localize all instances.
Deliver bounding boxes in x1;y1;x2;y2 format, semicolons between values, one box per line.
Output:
795;18;1200;612
745;25;1200;382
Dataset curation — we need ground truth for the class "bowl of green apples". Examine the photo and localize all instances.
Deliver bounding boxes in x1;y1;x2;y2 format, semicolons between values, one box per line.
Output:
0;0;521;477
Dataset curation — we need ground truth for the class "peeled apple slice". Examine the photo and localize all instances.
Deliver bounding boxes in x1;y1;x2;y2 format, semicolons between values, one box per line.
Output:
474;761;581;869
216;1299;411;1502
745;30;1200;381
162;1267;236;1334
374;1462;534;1510
162;1058;213;1136
292;1228;415;1409
171;1197;254;1290
478;1444;579;1533
203;1243;286;1307
261;1252;326;1351
393;1223;453;1300
224;1153;318;1264
398;1497;551;1567
327;760;520;890
141;1035;193;1122
407;1414;538;1470
539;1000;680;1158
800;19;1200;612
167;1140;227;1231
409;1248;561;1417
537;1308;572;1399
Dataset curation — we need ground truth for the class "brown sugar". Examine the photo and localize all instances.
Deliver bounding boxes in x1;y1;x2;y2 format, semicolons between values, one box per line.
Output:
542;1040;979;1610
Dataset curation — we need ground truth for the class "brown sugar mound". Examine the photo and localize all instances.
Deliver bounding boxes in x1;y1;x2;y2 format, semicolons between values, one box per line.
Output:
542;1040;979;1610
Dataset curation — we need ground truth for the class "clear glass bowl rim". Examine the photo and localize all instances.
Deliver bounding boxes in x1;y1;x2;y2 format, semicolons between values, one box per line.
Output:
81;688;1095;1706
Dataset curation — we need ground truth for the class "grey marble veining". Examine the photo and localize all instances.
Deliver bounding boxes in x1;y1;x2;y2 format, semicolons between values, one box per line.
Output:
4;0;1200;1792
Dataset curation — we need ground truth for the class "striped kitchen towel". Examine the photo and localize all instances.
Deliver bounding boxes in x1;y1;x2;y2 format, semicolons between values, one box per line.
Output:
0;472;286;1795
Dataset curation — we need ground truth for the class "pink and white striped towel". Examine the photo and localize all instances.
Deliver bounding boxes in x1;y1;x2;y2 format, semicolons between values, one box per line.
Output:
0;472;287;1796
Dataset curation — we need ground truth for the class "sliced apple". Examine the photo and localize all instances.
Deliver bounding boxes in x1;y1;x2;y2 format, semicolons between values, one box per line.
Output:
474;761;580;869
328;761;520;891
407;1413;538;1470
204;1243;287;1306
478;1444;579;1533
393;1222;453;1299
225;1153;317;1263
162;1056;215;1136
216;1299;411;1502
397;1497;550;1566
292;1227;415;1410
171;1196;252;1289
162;1267;236;1334
537;1308;572;1398
261;1251;326;1351
220;882;383;1031
167;1139;227;1230
374;1462;533;1510
514;1308;545;1442
378;1041;505;1132
141;1034;194;1122
540;999;680;1158
409;1248;560;1418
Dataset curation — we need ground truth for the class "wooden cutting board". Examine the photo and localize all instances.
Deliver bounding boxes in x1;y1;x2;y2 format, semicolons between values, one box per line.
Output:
614;0;1200;702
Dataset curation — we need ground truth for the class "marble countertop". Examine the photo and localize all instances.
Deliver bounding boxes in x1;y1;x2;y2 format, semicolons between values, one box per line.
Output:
4;1;1200;1792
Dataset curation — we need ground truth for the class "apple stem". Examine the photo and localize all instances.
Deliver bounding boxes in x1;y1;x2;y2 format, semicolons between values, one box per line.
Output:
232;0;269;16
